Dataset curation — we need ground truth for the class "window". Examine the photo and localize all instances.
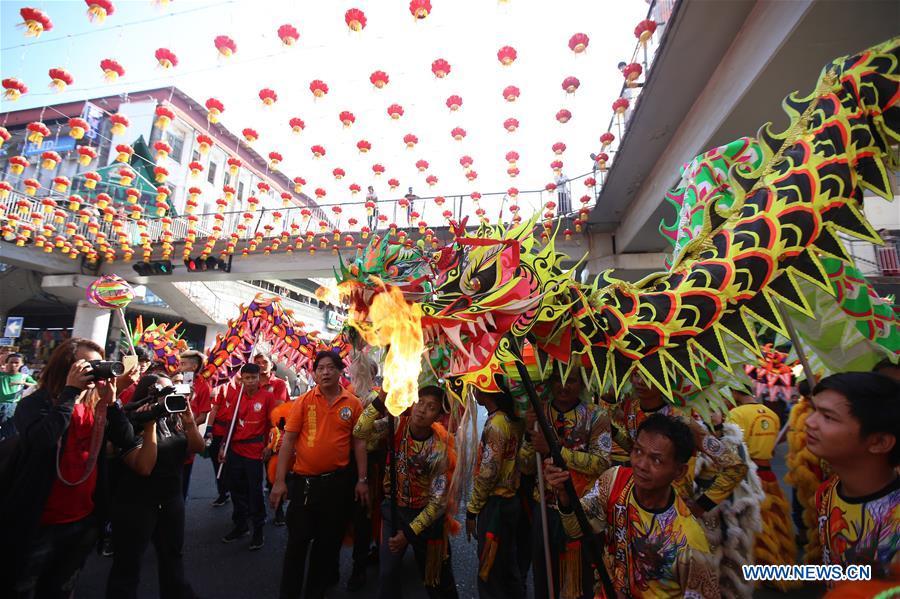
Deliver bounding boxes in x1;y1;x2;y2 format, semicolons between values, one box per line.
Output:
191;149;200;164
237;181;244;201
165;130;185;163
224;172;232;186
207;161;218;185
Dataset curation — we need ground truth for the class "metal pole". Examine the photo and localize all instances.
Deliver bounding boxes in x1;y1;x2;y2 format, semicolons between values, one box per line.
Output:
217;383;244;479
534;423;556;599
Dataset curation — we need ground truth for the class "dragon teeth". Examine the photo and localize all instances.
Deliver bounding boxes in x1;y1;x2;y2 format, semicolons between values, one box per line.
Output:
483;312;495;329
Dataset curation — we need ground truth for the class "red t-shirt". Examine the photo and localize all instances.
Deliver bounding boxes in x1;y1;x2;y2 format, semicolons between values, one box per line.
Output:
261;376;289;405
191;376;212;416
211;381;238;437
41;403;98;525
229;388;275;460
119;383;136;406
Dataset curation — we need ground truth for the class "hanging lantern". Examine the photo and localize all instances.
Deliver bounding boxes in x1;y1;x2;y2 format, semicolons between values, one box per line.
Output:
505;151;519;165
357;139;372;153
26;121;51;144
309;79;329;98
222;185;236;202
277;23;299;46
388;178;400;190
431;58;450;78
497;45;517;66
114;144;133;163
635;19;657;45
556;109;572;124
151;106;175;131
259;88;278;106
562;76;580;94
100;58;125;81
333;167;345;180
154;199;168;217
506;187;519;199
410;0;432;19
214;35;237;58
186;188;201;210
268;151;282;169
118;168;135;186
434;195;445;206
85;0;114;22
426;174;438;187
470;192;482;203
612;97;630;118
450;127;466;141
2;78;28;101
236;129;256;146
503;117;519;132
466;170;478;182
370;70;389;89
387;104;404;119
246;196;260;212
442;209;453;221
154;166;169;183
0;182;10;200
314;189;327;202
155;47;178;68
623;62;643;88
0;127;9;150
205;98;225;123
459;155;473;170
286;117;305;135
293;176;306;193
75;146;96;166
311;144;326;159
257;182;271;195
153;140;172;162
502;85;520;102
9;155;29;175
372;164;385;176
344;8;367;31
109;113;129;136
507;166;520;178
83;171;101;189
415;159;429;172
568;32;590;54
403;133;418;149
446;94;462;111
125;188;141;205
551;142;567;155
349;183;361;195
599;132;615;149
20;7;53;37
52;176;70;193
188;161;203;177
23;178;40;196
338;110;356;127
63;118;88;141
197;134;213;154
584;177;596;188
550;160;563;175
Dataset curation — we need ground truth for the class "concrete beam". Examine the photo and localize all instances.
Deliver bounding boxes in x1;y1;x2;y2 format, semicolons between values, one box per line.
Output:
615;0;814;253
145;281;219;326
583;252;668;281
0;242;82;274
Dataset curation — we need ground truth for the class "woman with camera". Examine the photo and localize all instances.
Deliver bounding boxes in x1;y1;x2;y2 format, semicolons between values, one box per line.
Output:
106;372;204;599
2;338;158;599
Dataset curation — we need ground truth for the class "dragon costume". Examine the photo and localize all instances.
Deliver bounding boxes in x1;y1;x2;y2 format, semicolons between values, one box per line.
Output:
338;38;900;417
128;315;188;374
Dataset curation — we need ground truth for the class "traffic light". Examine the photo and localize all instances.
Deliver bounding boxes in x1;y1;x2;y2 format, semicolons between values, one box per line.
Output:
132;260;174;276
184;255;231;273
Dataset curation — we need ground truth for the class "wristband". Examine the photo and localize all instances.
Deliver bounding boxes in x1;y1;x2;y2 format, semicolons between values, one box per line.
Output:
357;476;368;483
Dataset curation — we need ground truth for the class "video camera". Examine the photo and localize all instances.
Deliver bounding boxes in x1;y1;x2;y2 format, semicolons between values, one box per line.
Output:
88;360;125;380
124;383;190;426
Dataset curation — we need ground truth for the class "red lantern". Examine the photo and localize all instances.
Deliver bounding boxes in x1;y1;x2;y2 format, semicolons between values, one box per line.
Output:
242;127;258;143
568;32;590;54
415;159;429;172
83;171;102;189
503;117;519;132
623;62;643;87
289;117;305;134
550;160;563;174
257;182;271;195
584;177;596;187
357;139;372;153
2;78;28;101
599;131;615;149
339;110;356;127
0;127;9;150
227;157;242;176
278;23;299;46
594;152;609;171
48;67;73;92
106;114;128;137
372;164;385;176
426;175;438;187
507;166;520;178
451;127;466;141
459;155;473;170
188;161;203;177
309;79;329;98
85;0;114;22
634;19;657;45
556;109;572;124
552;142;566;155
612;97;629;116
77;146;97;166
470;192;482;203
497;46;517;66
154;105;175;130
315;190;327;202
23;178;40;196
41;150;61;170
20;7;53;37
387;104;404;119
466;170;478;182
431;59;451;79
349;183;361;194
311;144;326;159
259;88;278;106
26;121;50;144
333;167;345;180
99;58;125;81
446;95;462;111
205;98;225;123
268;151;283;168
370;70;389;89
388;178;400;190
154;140;172;162
196;134;213;154
502;85;520;102
155;47;178;68
154;166;169;183
293;176;306;192
214;35;237;58
53;176;70;193
562;76;580;94
505;151;519;164
410;0;432;20
344;8;367;31
9;155;28;175
397;133;415;149
68;117;89;140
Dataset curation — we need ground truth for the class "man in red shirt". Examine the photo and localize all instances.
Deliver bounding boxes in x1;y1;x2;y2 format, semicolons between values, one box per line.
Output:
179;350;212;498
254;354;289;406
220;363;275;550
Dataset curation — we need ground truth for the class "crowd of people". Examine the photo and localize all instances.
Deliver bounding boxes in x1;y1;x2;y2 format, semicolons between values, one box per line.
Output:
0;336;897;599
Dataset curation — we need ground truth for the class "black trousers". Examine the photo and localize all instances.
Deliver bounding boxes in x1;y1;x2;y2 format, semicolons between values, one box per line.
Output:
279;472;353;599
14;516;98;599
182;462;193;499
106;494;192;599
225;452;266;529
208;435;229;499
477;496;524;599
530;500;595;599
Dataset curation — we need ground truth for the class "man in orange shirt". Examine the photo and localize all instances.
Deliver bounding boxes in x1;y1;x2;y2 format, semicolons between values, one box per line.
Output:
270;351;368;599
220;363;276;551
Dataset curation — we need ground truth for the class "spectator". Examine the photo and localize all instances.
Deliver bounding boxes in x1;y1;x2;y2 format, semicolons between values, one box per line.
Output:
106;373;205;599
254;354;289;405
1;338;157;597
0;352;36;439
554;172;570;215
405;187;417;222
179;350;213;498
271;351;366;599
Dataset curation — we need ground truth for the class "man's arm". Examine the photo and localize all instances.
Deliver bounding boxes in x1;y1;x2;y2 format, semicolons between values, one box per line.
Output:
353;403;389;442
692;424;749;511
557;466;616;539
561;407;612;477
408;451;450;538
269;430;299;508
466;421;504;517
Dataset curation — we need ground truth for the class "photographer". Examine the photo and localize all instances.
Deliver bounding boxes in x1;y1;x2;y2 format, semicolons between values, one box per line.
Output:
1;338;157;598
106;373;204;599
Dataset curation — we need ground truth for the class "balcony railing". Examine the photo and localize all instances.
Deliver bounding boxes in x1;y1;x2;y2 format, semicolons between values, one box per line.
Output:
876;244;900;276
